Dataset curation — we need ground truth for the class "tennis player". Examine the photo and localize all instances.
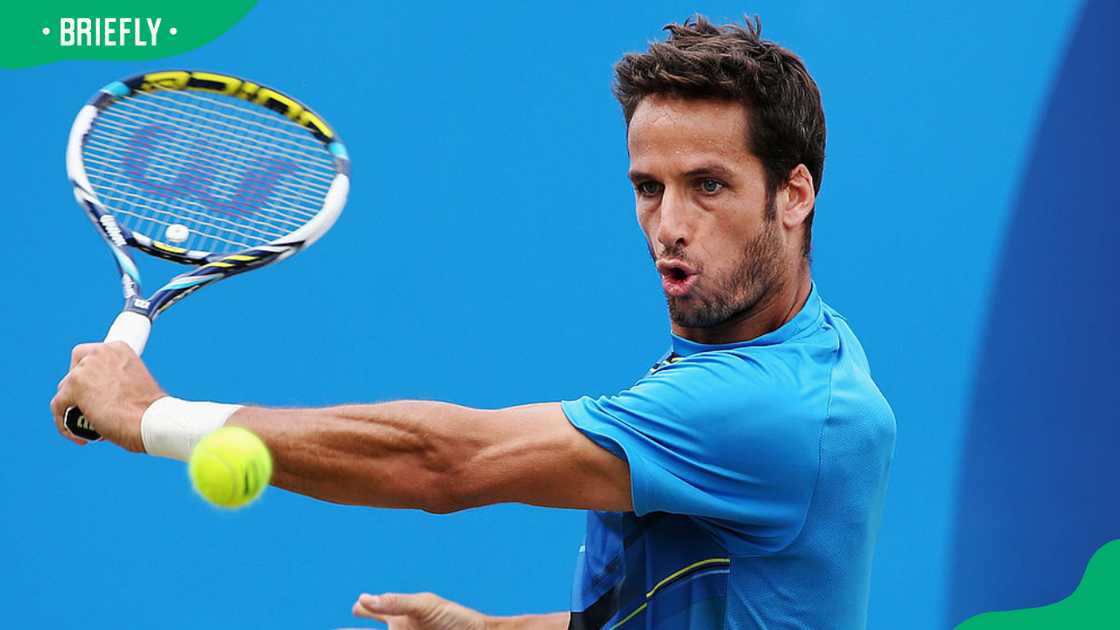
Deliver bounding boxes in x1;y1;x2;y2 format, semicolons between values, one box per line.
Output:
52;16;895;630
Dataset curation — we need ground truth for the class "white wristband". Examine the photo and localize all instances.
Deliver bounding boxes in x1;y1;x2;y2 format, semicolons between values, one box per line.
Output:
141;396;244;461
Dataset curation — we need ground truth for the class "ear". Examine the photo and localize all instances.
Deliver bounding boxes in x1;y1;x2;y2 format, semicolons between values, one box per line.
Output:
777;164;815;230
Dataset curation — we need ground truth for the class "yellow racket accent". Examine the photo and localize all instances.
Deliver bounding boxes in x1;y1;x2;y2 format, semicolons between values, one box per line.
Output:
189;71;242;95
153;241;187;254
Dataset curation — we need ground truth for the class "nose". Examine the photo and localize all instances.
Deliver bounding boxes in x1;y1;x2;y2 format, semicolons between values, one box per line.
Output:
656;188;691;251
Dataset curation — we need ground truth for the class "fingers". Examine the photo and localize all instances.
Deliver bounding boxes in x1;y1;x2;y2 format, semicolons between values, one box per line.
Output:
56;345;95;441
70;343;101;370
56;343;102;446
351;599;385;621
104;340;138;355
69;341;133;374
55;342;112;446
49;384;87;446
354;592;438;619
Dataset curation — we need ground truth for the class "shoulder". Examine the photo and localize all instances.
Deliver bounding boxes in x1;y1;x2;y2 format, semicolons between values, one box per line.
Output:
641;334;837;420
817;302;897;453
625;346;832;469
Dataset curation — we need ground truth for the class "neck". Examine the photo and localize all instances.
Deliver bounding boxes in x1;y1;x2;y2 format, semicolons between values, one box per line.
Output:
672;262;812;345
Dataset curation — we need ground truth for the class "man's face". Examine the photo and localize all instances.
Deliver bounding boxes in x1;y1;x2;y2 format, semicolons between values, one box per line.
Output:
628;96;785;330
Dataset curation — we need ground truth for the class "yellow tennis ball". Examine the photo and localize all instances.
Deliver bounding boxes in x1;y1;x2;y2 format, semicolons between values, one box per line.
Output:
189;426;272;509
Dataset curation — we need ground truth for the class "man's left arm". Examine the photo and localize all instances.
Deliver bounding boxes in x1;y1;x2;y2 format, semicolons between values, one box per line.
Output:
49;341;633;514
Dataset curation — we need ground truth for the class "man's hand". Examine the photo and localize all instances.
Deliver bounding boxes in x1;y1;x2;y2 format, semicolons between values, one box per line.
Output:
50;342;165;452
350;593;570;629
352;593;486;629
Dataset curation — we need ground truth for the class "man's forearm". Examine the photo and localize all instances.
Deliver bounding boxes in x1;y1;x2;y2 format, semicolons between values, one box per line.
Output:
228;400;484;512
486;612;570;629
205;397;627;513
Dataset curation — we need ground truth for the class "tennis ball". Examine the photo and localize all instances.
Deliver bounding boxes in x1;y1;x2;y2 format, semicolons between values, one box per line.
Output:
189;426;272;509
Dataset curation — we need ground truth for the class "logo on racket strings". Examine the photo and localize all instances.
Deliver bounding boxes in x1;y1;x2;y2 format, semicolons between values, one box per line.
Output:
120;123;299;216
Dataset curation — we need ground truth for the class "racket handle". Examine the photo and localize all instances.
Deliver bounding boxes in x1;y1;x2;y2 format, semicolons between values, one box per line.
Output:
102;311;152;355
64;312;152;442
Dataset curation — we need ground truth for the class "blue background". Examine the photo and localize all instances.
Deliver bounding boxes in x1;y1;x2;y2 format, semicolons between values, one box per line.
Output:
2;1;1111;628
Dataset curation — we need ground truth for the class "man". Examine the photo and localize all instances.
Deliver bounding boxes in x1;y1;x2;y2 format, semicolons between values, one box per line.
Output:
51;16;895;630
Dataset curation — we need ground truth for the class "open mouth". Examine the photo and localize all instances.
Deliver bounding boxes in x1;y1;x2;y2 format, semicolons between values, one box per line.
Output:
657;260;697;297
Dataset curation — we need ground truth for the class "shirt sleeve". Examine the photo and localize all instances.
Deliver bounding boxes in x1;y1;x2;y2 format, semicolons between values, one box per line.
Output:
561;350;823;555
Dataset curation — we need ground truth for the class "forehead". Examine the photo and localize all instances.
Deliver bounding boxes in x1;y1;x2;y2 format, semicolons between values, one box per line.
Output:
627;96;752;166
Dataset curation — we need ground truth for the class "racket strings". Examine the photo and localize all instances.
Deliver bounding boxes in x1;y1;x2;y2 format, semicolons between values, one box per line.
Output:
82;87;337;254
88;184;291;242
83;134;322;220
108;207;255;250
84;135;325;252
107;96;336;184
99;92;334;206
144;86;331;149
85;129;330;209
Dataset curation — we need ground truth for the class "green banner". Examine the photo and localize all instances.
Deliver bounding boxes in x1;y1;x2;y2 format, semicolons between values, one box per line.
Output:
0;1;257;69
957;540;1120;629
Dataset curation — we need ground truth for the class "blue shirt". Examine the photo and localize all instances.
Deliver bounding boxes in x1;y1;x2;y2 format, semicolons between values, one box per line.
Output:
561;284;895;629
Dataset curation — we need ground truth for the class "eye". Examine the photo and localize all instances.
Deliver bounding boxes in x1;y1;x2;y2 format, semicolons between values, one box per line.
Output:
697;178;724;194
635;181;663;197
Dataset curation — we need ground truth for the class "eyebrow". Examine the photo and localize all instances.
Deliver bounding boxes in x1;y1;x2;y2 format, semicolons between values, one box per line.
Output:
628;162;737;183
682;163;736;179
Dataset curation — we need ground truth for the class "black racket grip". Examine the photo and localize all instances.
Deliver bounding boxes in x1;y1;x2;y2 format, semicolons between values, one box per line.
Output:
64;406;103;441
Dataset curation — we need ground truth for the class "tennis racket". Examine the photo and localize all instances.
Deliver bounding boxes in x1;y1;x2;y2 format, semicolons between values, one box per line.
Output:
64;69;350;441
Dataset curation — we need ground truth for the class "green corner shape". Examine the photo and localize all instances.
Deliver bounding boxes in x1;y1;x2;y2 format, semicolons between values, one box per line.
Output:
956;539;1120;629
1;1;257;69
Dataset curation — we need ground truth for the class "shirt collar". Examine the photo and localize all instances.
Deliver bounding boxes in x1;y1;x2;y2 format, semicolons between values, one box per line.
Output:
670;282;823;357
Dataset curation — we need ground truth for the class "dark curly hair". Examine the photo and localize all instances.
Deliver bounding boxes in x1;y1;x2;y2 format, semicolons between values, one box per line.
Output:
613;16;825;256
